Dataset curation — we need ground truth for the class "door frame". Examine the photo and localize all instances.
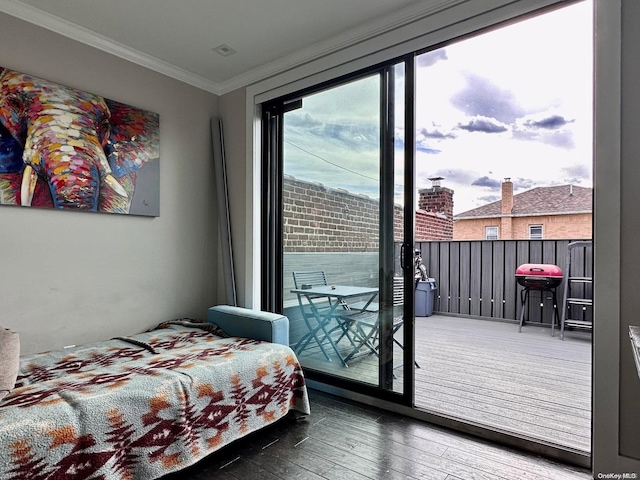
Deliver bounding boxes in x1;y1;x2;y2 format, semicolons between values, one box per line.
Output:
260;63;417;405
243;0;591;468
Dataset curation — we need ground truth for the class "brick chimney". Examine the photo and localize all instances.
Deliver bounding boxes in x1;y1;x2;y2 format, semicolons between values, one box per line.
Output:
501;178;513;214
500;178;513;239
418;177;454;220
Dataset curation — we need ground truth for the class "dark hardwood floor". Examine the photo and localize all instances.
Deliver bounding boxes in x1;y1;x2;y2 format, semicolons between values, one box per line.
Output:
162;389;592;480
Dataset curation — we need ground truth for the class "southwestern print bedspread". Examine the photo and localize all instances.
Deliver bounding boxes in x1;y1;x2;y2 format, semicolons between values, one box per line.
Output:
0;323;310;479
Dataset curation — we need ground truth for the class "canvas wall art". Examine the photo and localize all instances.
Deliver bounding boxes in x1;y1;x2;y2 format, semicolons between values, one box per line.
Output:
0;67;159;216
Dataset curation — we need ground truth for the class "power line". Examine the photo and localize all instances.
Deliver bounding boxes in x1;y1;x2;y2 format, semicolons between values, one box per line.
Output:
285;140;379;183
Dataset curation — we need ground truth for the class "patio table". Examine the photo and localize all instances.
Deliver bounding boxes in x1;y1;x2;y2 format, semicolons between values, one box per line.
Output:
290;285;378;366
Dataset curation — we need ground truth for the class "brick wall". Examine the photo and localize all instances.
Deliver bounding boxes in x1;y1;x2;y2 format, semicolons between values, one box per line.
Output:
283;176;453;251
453;213;592;240
418;186;454;220
454;218;499;240
415;210;453;240
283;176;378;252
511;213;592;239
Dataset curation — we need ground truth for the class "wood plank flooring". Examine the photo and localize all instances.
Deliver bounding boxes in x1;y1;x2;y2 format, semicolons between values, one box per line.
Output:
294;314;592;454
161;389;592;480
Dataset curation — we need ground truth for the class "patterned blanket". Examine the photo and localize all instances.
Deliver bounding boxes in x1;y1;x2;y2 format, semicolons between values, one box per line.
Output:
0;323;310;479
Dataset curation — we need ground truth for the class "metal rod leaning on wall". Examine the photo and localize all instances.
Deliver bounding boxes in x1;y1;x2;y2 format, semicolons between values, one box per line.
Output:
211;117;237;306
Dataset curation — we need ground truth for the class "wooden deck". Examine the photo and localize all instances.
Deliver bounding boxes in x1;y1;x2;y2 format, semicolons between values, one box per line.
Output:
294;314;592;455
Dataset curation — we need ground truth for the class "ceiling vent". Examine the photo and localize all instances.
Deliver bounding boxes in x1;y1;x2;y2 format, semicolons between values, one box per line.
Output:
212;44;237;57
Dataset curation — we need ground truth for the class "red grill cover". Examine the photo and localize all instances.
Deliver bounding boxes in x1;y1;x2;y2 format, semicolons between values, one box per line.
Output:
515;263;563;278
515;263;563;289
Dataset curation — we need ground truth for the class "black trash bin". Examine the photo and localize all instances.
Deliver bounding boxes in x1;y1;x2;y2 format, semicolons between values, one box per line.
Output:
415;278;437;317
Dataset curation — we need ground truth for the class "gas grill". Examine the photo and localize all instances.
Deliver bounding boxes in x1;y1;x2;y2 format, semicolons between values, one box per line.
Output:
516;263;563;335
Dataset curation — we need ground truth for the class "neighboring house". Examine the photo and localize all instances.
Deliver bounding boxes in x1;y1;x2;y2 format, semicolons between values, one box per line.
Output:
453;179;592;240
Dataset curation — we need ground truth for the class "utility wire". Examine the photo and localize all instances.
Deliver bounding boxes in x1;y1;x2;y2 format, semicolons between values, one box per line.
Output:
285;140;379;183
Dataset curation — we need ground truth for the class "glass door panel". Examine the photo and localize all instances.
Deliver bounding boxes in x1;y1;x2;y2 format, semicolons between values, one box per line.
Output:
281;75;382;387
412;1;592;454
280;68;411;394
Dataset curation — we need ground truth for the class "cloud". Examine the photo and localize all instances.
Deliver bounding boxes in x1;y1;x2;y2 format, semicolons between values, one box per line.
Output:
416;144;441;154
471;176;501;189
477;194;500;204
524;114;574;130
544;131;575;149
450;73;525;123
561;163;591;183
469;175;536;193
457;117;509;134
513;112;576;149
419;168;476;186
412;126;455;154
286;112;380;153
512;177;536;190
417;49;448;68
288;120;379;153
285;112;322;129
322;123;378;148
418;126;456;140
513;124;575;149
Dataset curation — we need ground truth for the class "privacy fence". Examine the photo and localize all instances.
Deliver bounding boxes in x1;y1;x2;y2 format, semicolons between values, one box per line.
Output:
283;238;593;345
414;239;593;326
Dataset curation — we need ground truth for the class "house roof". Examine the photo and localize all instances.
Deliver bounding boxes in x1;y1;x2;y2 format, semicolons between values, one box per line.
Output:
455;184;593;220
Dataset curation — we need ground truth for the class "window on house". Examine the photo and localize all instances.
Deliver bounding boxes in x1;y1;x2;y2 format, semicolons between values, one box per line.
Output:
529;225;543;239
485;226;498;240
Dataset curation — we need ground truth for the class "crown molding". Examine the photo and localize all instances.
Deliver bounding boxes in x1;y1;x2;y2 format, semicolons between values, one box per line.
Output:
0;0;221;94
0;0;467;97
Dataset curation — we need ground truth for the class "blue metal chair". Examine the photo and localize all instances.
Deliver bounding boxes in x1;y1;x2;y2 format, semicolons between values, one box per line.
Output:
291;271;356;363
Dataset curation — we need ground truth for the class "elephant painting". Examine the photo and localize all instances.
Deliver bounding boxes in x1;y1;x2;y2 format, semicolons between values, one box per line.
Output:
0;67;159;215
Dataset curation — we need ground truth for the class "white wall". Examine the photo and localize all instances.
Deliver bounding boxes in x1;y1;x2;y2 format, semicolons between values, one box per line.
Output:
219;88;249;306
0;13;221;355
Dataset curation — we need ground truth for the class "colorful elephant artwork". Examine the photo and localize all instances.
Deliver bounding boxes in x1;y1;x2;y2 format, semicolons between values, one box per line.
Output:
0;67;159;216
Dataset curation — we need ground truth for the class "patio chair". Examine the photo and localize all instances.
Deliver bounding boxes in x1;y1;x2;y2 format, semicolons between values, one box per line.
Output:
291;271;356;360
340;277;421;372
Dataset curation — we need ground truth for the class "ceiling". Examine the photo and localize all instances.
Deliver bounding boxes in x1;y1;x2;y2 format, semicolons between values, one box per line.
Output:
0;0;457;95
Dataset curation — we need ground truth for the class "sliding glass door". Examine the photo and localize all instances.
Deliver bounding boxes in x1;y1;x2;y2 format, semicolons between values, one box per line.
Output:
260;0;592;465
263;62;415;400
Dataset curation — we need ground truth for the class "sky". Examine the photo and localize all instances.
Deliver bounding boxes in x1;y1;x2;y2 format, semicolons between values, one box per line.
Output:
283;0;593;215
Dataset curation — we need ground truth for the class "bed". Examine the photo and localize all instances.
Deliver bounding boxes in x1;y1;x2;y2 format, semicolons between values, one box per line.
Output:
0;305;310;479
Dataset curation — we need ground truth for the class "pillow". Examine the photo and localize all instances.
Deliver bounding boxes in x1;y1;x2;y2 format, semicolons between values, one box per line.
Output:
0;327;19;401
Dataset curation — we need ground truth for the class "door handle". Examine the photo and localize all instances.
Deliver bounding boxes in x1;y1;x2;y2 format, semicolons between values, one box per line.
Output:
400;243;412;271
